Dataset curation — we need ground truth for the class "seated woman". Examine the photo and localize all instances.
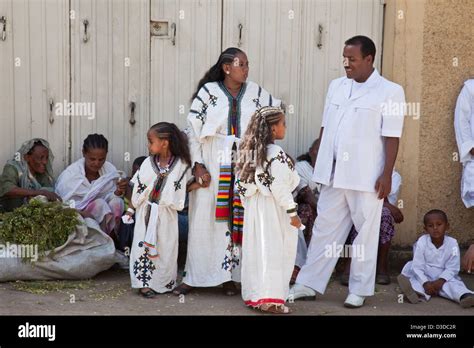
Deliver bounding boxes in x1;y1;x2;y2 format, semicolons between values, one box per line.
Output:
55;134;127;238
0;138;60;212
291;138;320;284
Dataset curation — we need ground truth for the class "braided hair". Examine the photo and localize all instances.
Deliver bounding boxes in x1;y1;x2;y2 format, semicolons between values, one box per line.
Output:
82;133;108;153
237;106;285;183
191;47;245;100
148;122;192;167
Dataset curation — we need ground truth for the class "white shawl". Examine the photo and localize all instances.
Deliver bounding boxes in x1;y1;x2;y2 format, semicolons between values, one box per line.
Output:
55;158;119;210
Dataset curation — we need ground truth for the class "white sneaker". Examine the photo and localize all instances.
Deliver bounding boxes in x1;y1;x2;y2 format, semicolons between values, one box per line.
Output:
288;283;316;301
344;293;365;308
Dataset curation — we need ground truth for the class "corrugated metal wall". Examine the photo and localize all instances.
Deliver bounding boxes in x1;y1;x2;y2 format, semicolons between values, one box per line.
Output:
0;0;384;176
0;0;69;175
70;0;150;171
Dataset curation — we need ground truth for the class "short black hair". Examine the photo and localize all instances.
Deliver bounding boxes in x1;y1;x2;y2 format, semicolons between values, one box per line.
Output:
83;133;108;153
133;156;147;168
345;35;376;61
423;209;448;225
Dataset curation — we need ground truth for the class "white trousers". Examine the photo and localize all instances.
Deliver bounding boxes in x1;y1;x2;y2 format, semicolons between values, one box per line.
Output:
296;182;383;296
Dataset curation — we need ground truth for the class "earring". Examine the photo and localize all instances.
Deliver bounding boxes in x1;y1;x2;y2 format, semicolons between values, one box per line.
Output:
226;71;230;75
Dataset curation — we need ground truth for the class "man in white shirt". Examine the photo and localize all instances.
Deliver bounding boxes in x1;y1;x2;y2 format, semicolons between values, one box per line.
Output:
290;36;405;308
454;79;474;208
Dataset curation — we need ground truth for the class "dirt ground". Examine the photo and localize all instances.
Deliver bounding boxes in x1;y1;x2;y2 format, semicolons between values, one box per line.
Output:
1;267;473;316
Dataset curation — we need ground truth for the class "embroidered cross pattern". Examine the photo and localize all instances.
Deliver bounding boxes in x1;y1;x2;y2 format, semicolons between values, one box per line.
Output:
286;156;295;171
257;171;274;188
190;109;206;124
231;254;240;269
222;255;232;271
253;86;263;108
275;150;294;170
208;94;218;106
136;174;147;194
235;180;247;197
203;85;218;107
133;243;156;287
275;151;286;164
200;103;208;116
174;180;181;191
252;97;262;109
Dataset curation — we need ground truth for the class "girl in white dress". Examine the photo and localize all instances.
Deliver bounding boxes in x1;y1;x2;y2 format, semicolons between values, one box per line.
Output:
236;106;302;314
127;122;193;298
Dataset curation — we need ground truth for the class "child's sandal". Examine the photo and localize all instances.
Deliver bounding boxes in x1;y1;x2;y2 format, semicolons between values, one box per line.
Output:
139;288;157;298
259;303;291;314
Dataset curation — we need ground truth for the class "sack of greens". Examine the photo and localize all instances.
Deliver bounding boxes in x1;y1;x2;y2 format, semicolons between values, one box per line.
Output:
0;199;117;281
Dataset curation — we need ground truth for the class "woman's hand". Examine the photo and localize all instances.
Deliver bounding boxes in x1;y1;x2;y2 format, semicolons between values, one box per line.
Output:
115;178;129;196
38;190;62;202
194;163;211;188
290;215;302;229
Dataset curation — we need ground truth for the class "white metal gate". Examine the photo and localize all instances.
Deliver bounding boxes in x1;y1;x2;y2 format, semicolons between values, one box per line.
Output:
0;0;69;175
0;0;384;177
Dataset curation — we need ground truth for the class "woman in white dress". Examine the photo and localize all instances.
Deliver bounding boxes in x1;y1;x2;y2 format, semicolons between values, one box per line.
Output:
175;47;280;296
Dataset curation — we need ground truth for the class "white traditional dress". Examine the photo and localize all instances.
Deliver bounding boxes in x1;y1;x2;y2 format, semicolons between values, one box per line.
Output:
129;155;190;293
454;79;474;208
236;144;299;308
401;234;473;302
184;80;280;287
55;158;124;235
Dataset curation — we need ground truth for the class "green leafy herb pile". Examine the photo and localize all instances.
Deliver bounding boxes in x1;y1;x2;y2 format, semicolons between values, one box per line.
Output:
0;200;80;259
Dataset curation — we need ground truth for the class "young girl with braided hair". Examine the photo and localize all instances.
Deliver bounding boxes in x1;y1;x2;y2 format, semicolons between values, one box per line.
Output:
236;106;302;314
128;122;194;297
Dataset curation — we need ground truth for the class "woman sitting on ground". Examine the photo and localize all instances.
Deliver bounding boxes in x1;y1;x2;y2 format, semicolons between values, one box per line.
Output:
55;134;127;238
0;138;60;212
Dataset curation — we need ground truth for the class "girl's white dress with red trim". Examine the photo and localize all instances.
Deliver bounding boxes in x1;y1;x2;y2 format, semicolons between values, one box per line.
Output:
236;144;300;307
129;156;190;293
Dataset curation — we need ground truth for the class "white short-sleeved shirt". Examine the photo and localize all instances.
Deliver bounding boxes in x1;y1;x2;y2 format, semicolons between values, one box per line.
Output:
313;69;405;192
